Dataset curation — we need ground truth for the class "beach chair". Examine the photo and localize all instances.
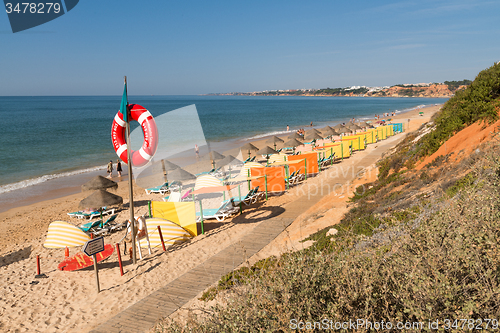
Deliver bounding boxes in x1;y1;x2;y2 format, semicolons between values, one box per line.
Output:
67;207;115;220
195;168;215;177
224;187;260;207
285;171;297;184
145;182;170;195
247;186;265;204
79;214;117;232
196;199;239;222
162;191;181;202
320;154;336;169
288;169;304;186
180;188;193;201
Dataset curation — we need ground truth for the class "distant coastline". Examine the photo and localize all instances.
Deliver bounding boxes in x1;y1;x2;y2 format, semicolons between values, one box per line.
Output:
205;80;471;98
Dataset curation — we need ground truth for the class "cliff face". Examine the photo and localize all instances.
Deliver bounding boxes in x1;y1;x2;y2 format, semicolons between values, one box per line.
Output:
366;84;467;98
207;83;469;98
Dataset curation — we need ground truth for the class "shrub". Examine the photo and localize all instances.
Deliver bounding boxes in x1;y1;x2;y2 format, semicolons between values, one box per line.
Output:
417;63;500;158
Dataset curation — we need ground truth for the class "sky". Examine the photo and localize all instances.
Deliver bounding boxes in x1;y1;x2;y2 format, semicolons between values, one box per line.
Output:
1;0;499;95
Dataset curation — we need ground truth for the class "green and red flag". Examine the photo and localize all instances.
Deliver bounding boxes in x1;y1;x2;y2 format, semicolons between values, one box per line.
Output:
120;80;129;122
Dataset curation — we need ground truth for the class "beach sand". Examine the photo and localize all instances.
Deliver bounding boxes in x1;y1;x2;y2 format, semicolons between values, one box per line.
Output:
0;105;439;332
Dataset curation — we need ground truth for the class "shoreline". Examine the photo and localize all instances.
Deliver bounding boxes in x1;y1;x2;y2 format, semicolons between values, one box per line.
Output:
0;101;441;214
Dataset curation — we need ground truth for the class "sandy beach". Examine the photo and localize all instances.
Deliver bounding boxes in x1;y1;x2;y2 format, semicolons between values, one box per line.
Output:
0;105;440;332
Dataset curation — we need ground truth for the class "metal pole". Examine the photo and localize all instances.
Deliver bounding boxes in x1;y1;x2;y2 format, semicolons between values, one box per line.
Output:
124;76;137;265
93;254;100;293
199;201;205;234
265;174;268;200
116;243;124;276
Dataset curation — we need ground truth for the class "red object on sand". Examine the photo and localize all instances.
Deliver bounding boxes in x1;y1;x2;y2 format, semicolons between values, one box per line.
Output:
36;255;41;275
58;244;114;271
116;243;124;276
157;225;166;252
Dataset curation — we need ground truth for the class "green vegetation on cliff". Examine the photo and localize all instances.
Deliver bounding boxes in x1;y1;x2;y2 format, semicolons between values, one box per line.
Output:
416;63;500;158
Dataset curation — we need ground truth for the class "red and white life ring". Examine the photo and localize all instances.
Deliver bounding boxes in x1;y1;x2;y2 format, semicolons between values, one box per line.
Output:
111;104;158;167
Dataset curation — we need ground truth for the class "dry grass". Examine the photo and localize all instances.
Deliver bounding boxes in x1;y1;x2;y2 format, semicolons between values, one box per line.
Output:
152;133;500;332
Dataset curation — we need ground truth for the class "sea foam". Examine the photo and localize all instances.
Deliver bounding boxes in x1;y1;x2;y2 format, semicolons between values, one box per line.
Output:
0;165;107;194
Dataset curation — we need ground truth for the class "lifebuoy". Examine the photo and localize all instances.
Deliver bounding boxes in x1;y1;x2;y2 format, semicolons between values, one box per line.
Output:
111;104;158;167
125;215;147;241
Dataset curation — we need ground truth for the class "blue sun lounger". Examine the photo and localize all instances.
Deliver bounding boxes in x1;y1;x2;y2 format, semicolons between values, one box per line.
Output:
196;199;239;222
67;207;115;220
79;214;118;232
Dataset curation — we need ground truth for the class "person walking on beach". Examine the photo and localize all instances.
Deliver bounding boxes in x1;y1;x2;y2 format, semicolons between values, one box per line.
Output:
107;160;113;178
116;159;122;177
195;144;199;157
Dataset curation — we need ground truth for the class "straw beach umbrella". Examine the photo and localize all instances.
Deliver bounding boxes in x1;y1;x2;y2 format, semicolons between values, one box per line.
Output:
81;176;118;191
240;142;259;158
347;123;362;130
159;159;180;183
256;146;278;165
160;159;180;171
216;154;242;177
216;154;242;167
283;138;303;148
304;132;323;148
304;132;323;142
321;128;339;142
203;150;225;168
167;168;196;182
283;138;303;154
333;124;349;135
287;132;303;140
265;136;284;150
79;189;123;209
305;128;321;135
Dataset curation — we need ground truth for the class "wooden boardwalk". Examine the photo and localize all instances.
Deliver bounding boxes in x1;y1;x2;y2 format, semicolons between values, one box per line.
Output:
90;215;296;333
90;135;405;333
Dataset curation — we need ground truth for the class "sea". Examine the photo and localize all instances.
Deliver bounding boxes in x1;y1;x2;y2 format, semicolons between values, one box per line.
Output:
0;95;448;212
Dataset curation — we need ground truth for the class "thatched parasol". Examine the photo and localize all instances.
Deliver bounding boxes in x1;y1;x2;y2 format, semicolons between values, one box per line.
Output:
304;132;323;142
257;146;279;164
283;138;303;148
347;123;362;130
287;132;304;140
240;142;259;158
203;150;225;168
265;136;285;150
167;168;197;182
81;176;117;191
79;189;123;209
203;150;225;161
216;154;242;168
257;146;278;156
305;128;321;135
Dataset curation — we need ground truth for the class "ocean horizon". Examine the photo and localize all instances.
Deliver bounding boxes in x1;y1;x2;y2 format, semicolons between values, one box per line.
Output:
0;95;447;212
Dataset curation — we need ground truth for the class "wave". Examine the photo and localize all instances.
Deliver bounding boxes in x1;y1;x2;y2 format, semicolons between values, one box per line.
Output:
0;165;107;194
245;130;294;141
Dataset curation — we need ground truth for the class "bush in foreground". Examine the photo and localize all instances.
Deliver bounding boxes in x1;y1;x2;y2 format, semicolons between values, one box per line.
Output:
157;140;500;332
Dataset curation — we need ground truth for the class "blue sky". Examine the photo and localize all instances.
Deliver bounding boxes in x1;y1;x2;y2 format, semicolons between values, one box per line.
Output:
1;0;499;95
